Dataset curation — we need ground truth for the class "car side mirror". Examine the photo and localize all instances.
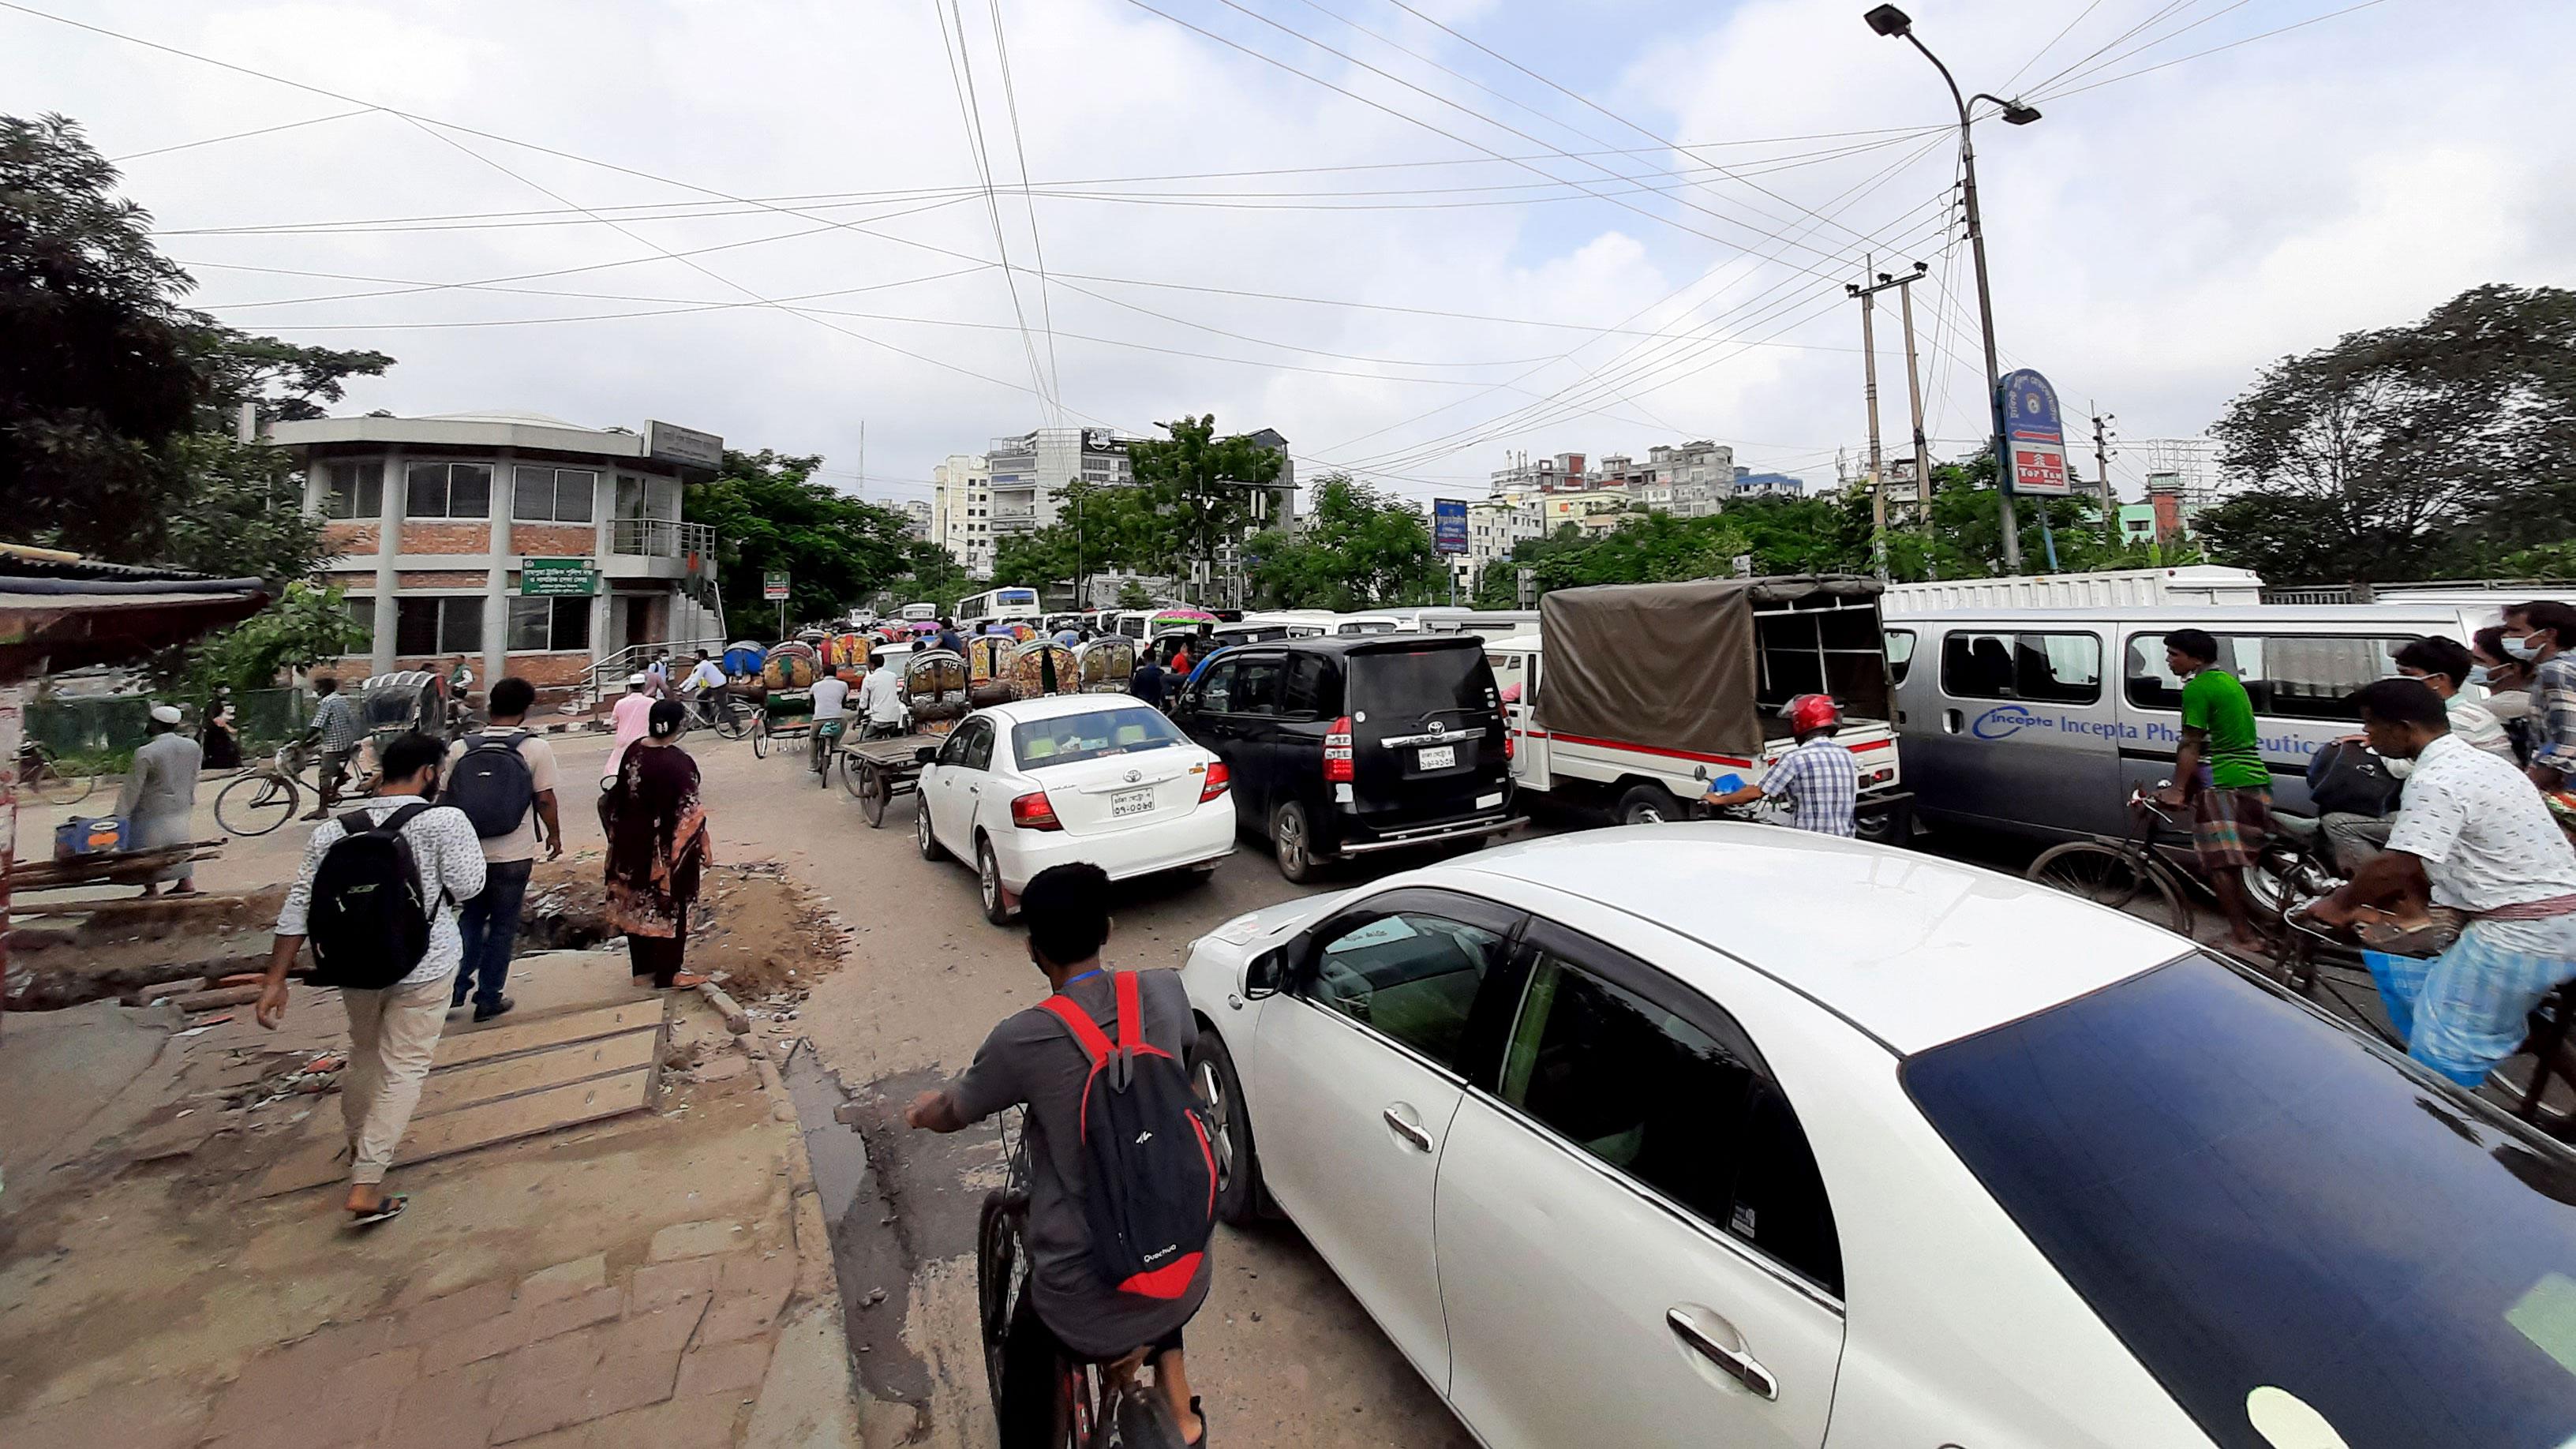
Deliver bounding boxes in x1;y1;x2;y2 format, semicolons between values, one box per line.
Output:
1247;928;1311;1000
915;745;939;765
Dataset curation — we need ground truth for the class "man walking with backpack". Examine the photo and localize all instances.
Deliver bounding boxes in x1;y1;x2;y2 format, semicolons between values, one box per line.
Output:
443;676;563;1023
904;863;1211;1446
255;732;487;1226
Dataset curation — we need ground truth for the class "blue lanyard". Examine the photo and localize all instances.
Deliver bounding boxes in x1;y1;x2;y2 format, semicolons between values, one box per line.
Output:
1058;968;1105;992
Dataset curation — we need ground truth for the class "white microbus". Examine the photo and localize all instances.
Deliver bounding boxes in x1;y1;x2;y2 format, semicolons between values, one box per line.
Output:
898;602;939;622
955;586;1043;629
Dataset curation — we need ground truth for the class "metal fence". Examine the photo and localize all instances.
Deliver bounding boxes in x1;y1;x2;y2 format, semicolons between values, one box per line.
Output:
27;687;314;764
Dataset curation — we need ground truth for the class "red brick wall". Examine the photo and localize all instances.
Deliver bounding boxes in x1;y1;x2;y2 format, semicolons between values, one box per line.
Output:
399;571;490;590
511;525;596;556
400;522;494;554
322;522;379;553
502;652;593;688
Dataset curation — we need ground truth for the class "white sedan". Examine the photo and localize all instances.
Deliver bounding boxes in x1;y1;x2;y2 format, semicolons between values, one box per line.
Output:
915;694;1235;924
1180;823;2576;1449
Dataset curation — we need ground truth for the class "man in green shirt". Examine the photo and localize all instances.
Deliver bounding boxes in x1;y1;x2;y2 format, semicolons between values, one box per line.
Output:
2155;627;2272;956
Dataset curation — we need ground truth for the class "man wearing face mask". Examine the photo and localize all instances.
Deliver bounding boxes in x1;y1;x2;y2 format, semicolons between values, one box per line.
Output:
2503;601;2576;790
2472;626;2537;765
2307;678;2576;1088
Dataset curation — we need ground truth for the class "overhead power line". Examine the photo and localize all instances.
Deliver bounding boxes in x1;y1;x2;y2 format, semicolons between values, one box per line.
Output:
110;107;373;162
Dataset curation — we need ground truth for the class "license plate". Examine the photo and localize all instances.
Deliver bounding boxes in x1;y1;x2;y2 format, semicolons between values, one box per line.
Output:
1112;788;1154;818
1417;745;1456;770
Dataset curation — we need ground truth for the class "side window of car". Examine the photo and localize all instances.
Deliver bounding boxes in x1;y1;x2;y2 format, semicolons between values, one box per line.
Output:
938;723;977;768
1281;654;1335;717
1941;631;2099;703
1498;927;1842;1296
1197;658;1241;713
1305;908;1511;1073
1883;628;1915;686
1232;654;1284;716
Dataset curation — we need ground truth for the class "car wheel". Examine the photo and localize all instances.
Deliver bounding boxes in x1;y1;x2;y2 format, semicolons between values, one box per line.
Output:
978;837;1013;925
1272;800;1319;884
916;794;944;861
1193;1031;1264;1226
1616;783;1681;826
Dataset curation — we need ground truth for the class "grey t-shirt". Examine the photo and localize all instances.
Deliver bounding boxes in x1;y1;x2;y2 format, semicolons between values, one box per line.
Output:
948;968;1210;1357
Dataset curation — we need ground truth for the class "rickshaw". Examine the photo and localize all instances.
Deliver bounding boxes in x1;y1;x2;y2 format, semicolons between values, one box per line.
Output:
1010;639;1079;698
837;649;966;826
750;641;822;762
1075;635;1136;694
964;635;1018;707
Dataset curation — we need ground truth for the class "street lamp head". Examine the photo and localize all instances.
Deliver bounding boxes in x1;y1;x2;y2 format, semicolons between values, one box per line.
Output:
2001;99;2042;125
1863;4;1911;37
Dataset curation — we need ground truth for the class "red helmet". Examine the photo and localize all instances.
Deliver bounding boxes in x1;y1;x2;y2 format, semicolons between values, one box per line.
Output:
1784;694;1842;736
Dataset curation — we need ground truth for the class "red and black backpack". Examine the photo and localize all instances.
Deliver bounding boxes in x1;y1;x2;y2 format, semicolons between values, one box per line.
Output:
1040;972;1219;1300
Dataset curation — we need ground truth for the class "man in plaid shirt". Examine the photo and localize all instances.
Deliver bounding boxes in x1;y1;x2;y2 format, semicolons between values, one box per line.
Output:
301;676;368;819
1705;694;1859;836
2504;600;2576;790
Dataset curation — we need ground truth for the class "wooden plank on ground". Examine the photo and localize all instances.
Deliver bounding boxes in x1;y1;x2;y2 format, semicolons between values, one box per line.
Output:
249;1068;657;1198
432;998;663;1069
414;1028;658;1118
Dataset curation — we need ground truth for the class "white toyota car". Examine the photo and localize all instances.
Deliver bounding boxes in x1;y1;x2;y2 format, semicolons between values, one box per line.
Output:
1179;824;2576;1449
915;694;1235;923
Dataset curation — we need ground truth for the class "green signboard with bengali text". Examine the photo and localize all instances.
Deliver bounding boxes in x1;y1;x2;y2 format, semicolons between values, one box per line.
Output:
520;558;598;597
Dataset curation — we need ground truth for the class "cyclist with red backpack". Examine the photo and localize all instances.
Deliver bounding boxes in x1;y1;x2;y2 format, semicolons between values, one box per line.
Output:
904;863;1214;1446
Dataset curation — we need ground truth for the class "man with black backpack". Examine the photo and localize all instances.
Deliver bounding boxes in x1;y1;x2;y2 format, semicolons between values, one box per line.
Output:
904;863;1212;1447
442;676;563;1023
256;732;488;1226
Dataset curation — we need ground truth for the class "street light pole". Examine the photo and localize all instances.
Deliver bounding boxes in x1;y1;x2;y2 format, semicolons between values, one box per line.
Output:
1868;5;2039;574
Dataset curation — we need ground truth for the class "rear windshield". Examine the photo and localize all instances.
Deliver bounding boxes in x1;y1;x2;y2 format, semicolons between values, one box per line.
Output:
1011;707;1182;769
1906;955;2576;1448
1349;646;1498;719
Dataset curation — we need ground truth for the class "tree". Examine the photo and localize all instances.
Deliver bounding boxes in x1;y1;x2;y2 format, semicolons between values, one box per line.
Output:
176;580;365;699
1116;578;1155;609
1126;414;1282;599
683;449;919;624
1246;474;1440;609
2200;283;2576;583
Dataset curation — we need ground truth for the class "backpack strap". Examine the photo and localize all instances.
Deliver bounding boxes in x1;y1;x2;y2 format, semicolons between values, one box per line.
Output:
1039;994;1115;1068
1113;969;1144;1080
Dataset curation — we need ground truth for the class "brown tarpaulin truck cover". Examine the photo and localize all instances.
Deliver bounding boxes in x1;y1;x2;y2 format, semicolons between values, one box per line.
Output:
1531;575;1884;760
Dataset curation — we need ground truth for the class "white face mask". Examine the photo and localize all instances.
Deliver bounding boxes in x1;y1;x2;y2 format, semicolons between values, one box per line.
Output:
2507;635;2545;661
2469;665;2494;686
2384;755;2416;780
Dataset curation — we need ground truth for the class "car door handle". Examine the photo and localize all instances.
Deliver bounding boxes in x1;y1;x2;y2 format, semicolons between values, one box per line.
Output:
1942;708;1963;734
1666;1307;1778;1401
1380;1106;1433;1152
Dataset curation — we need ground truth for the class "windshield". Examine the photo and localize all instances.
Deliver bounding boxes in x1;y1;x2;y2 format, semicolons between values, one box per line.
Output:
1905;954;2576;1448
1350;646;1496;721
1011;707;1184;769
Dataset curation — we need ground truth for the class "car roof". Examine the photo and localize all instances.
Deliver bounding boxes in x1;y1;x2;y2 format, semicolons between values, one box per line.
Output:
976;693;1161;724
1447;825;2191;1056
1231;631;1481;656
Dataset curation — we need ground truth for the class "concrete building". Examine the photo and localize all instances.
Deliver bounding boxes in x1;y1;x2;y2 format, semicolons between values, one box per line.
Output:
899;499;934;540
930;453;994;575
987;428;1133;535
1732;471;1807;500
268;411;723;698
1463;496;1543;592
1488;451;1589;497
1536;488;1634;532
1646;440;1735;491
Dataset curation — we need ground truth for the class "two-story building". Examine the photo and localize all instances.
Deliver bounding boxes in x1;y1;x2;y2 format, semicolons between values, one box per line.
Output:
267;412;724;699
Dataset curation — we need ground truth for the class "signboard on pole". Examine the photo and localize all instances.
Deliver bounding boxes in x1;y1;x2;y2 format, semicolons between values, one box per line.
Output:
519;558;597;597
1432;499;1470;556
763;571;792;601
1998;369;2072;497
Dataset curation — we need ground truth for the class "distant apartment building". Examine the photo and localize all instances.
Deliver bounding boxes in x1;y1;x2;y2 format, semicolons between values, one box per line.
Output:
900;500;933;539
930;452;994;576
1732;471;1806;500
987;428;1134;536
1488;451;1589;497
1537;488;1634;531
268;411;723;695
1464;496;1544;590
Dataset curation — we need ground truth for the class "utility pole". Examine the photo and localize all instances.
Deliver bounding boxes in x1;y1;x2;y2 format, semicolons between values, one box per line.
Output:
2092;406;2119;547
1849;260;1932;578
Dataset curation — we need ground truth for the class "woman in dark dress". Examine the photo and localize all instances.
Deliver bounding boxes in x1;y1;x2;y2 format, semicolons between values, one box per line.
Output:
600;700;710;989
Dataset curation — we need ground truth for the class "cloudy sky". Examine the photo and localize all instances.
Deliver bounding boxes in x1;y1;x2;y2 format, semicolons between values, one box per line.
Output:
4;0;2564;512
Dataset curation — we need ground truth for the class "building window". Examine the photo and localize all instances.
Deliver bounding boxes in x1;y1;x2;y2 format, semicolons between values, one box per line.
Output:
339;595;374;654
323;461;383;520
513;466;597;523
395;596;484;656
507;596;593;652
406;462;492;519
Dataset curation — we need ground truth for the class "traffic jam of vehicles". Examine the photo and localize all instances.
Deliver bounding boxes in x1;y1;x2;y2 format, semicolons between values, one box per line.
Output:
796;565;2576;1447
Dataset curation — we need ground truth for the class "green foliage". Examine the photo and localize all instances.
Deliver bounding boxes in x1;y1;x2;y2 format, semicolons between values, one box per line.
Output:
175;580;364;699
1245;474;1440;609
1116;578;1155;609
163;432;335;582
685;450;919;626
2200;283;2576;583
1127;414;1283;594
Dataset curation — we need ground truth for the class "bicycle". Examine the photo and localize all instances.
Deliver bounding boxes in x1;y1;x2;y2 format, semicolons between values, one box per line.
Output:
687;689;753;741
977;1110;1189;1449
19;739;97;807
215;743;380;837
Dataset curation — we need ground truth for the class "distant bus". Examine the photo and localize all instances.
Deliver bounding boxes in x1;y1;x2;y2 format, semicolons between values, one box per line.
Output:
898;602;938;622
955;586;1043;628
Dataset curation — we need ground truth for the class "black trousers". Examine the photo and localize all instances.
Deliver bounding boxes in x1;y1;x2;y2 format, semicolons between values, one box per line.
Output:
627;905;690;987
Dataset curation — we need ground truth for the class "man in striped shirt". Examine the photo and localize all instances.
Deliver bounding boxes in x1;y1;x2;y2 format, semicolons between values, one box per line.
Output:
1705;694;1859;837
301;676;368;819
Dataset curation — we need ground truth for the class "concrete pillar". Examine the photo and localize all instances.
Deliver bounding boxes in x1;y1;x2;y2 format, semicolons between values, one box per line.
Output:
485;449;515;691
591;469;614;668
373;448;403;677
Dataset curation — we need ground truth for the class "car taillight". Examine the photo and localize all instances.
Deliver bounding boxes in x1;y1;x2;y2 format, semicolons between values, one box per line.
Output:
1009;791;1061;831
1324;717;1354;783
1200;762;1230;803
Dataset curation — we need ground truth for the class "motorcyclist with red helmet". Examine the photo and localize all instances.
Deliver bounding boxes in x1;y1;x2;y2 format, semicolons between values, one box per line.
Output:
1702;693;1860;837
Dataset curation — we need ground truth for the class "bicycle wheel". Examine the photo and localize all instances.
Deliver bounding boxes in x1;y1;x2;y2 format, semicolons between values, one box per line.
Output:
215;773;298;837
749;717;769;758
24;749;95;807
2027;840;2192;936
715;701;751;740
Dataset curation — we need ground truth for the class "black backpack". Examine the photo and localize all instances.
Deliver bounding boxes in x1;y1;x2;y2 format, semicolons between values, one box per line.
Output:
446;730;534;838
307;803;438;990
1039;972;1219;1301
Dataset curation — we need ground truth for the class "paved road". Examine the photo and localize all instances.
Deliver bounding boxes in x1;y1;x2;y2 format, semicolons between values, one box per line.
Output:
687;729;1482;1448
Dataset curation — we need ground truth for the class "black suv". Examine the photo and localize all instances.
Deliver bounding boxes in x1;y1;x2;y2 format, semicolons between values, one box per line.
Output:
1169;634;1520;881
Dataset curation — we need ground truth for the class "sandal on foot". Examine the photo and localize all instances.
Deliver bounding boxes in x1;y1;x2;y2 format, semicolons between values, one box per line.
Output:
348;1194;408;1227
